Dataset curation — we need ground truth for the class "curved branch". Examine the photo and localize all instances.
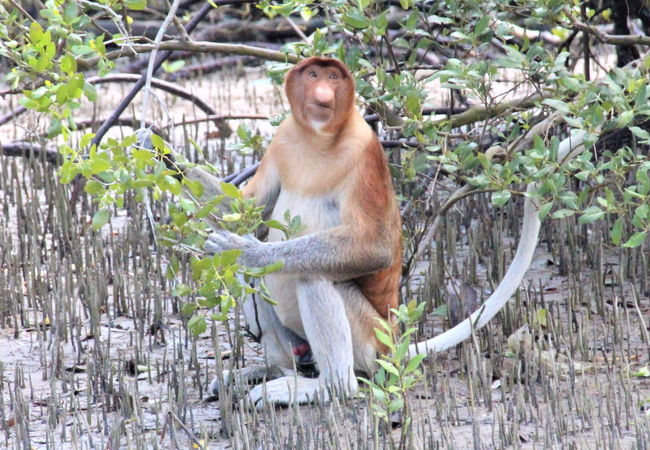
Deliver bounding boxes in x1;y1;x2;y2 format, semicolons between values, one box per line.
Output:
87;73;219;119
74;117;166;138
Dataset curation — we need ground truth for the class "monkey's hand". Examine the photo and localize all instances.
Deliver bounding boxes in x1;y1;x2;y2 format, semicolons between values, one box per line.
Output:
204;230;263;265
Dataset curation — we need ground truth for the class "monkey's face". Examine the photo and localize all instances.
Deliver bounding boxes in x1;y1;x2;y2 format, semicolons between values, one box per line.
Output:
285;58;355;134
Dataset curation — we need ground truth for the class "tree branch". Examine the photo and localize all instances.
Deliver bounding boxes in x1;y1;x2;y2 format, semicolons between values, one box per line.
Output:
80;41;300;69
569;19;650;46
0;142;62;165
432;94;546;129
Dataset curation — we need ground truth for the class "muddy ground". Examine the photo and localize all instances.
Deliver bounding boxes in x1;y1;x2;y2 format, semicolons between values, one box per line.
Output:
0;63;649;449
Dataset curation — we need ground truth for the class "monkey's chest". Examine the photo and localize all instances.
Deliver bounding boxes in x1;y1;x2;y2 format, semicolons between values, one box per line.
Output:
267;189;341;242
265;189;342;335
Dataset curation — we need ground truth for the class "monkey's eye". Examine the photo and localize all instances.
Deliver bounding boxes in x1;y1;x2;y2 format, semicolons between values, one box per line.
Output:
308;71;318;78
328;72;338;80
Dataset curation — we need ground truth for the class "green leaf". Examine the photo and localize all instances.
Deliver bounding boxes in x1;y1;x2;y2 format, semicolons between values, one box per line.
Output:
552;209;575;219
89;158;111;174
610;218;623;245
71;45;94;56
132;148;154;164
388;398;404;413
60;54;77;74
578;206;605;224
162;175;182;195
84;179;104;195
187;314;207;336
150;134;165;150
92;209;110;230
63;2;79;24
179;198;196;214
126;0;147;10
83;82;97;102
537;201;553;220
184;179;204;197
617;110;634;128
622;231;646;248
399;0;412;9
220;182;241;199
222;213;242;222
474;15;490;36
631;366;650;377
47;118;62;138
376;360;399;377
491;190;511;207
374;329;394;349
343;9;370;29
630;126;650;141
404;354;425;375
542;99;571;114
405;92;421;115
180;301;197;314
162;60;185;73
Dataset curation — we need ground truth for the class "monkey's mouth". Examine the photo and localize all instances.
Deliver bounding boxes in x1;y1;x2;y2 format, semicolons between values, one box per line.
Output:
308;102;333;111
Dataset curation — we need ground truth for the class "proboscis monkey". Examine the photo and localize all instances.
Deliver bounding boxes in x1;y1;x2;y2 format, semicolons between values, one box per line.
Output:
191;57;401;406
189;57;590;407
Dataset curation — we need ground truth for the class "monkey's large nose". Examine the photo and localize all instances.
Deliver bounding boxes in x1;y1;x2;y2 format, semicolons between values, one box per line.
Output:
313;84;335;107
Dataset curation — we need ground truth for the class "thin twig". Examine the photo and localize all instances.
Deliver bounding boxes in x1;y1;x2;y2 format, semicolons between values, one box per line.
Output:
6;0;35;20
285;16;309;42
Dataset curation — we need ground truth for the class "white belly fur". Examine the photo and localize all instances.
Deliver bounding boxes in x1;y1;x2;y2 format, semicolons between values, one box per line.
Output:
265;189;340;335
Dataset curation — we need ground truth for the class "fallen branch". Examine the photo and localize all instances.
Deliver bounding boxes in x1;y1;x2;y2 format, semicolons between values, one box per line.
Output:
0;142;62;165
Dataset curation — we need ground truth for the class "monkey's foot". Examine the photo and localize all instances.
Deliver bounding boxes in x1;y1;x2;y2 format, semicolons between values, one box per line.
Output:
248;375;358;408
209;365;291;399
248;376;329;408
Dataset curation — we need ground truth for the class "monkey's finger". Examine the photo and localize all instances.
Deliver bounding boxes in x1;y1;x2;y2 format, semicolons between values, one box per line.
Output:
204;234;230;254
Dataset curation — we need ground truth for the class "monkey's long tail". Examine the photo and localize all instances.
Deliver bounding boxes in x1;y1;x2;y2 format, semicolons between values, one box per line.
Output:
409;130;589;358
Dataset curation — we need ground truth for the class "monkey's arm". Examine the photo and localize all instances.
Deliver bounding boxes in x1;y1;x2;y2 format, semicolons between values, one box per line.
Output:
205;225;392;279
183;157;281;222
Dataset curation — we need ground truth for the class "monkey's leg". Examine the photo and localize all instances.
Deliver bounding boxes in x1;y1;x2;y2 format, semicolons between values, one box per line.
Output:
242;293;310;370
208;294;307;398
248;276;357;407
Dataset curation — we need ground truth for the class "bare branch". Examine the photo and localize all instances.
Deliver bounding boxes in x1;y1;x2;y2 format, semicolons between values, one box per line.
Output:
432;94;546;129
569;18;650;46
79;41;300;69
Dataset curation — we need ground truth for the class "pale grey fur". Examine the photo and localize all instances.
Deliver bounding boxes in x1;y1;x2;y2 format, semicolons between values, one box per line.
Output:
242;276;359;408
205;229;391;278
192;165;387;405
